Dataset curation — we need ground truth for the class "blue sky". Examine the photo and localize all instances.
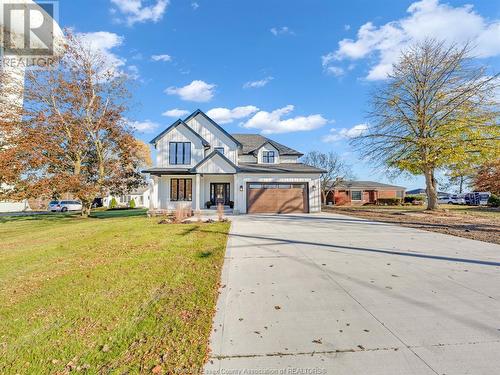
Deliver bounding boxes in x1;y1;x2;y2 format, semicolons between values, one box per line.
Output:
60;0;500;189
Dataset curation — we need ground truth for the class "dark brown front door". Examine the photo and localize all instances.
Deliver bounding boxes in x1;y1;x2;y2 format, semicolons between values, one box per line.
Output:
211;183;230;205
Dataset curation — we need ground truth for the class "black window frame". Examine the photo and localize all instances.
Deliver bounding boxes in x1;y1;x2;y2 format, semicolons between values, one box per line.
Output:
170;178;193;201
169;142;191;165
262;151;275;163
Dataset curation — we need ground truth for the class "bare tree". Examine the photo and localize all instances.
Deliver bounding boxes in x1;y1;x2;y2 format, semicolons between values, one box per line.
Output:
302;151;353;203
352;40;499;210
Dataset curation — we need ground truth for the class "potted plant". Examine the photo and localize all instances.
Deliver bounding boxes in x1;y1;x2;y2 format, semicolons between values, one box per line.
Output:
229;201;234;209
205;201;212;209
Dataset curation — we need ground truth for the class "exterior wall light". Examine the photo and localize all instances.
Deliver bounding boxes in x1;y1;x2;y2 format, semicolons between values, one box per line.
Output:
239;185;243;192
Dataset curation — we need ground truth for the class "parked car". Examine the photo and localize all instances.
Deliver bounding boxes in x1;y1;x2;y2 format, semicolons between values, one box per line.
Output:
437;194;465;205
48;200;83;212
464;192;491;206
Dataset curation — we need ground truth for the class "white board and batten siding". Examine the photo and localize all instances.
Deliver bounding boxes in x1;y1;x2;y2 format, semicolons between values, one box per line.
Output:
196;154;237;174
280;155;299;163
155;124;205;168
185;114;239;164
157;175;199;211
234;174;322;214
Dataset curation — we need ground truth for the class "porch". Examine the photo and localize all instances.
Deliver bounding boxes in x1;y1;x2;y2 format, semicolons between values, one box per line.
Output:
151;173;237;212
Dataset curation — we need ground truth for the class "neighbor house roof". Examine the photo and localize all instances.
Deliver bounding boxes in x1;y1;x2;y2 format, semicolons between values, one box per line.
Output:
231;134;304;156
239;163;325;174
149;119;210;146
129;186;150;195
330;180;406;190
407;188;451;196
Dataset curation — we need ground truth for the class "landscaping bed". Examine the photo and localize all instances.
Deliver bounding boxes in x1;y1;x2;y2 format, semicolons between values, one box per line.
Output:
323;205;500;244
0;210;230;373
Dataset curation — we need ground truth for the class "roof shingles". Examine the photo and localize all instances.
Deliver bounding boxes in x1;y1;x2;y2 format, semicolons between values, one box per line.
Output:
231;134;303;156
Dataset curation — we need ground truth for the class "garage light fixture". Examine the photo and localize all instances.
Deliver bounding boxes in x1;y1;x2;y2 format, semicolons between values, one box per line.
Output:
239;185;243;192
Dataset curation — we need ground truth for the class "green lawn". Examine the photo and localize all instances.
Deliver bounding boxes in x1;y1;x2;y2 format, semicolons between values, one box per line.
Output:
0;209;230;373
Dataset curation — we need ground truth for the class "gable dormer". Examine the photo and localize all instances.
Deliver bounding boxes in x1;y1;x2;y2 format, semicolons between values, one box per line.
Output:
256;142;280;164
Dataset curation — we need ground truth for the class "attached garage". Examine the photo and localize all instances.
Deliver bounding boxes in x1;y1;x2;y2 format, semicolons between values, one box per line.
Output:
247;183;309;213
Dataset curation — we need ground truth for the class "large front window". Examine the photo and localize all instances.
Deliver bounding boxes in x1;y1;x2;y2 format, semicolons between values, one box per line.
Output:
262;151;275;163
169;142;191;165
351;190;362;200
170;179;192;201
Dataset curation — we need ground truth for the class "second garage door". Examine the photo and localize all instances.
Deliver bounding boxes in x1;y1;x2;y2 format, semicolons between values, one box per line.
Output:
247;183;309;213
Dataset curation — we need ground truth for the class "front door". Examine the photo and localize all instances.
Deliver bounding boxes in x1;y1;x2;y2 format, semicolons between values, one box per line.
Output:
211;183;230;205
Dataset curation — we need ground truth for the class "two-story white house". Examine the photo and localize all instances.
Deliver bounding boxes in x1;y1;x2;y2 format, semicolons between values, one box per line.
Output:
143;109;324;214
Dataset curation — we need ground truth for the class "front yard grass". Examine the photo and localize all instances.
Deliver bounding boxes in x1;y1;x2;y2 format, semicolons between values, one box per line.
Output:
0;210;230;373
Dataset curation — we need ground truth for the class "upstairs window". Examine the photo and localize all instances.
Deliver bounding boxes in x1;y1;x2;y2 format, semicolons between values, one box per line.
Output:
262;151;275;163
214;147;224;155
169;142;191;165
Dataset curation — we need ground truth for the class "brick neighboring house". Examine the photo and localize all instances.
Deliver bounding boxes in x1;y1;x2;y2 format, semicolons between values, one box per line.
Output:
325;180;406;206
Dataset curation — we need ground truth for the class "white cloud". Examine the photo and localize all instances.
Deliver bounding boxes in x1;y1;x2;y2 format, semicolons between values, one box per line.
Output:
325;66;344;77
206;106;259;124
243;76;274;89
151;54;172;62
165;80;216;102
110;0;169;26
191;2;199;10
270;26;295;36
128;119;160;133
324;0;500;80
162;108;190;118
322;123;369;142
75;31;125;73
242;105;327;134
126;65;140;80
344;24;351;31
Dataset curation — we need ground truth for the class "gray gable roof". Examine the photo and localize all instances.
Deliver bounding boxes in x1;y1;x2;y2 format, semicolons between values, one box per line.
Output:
331;180;406;190
231;134;303;156
239;163;325;174
149;119;210;146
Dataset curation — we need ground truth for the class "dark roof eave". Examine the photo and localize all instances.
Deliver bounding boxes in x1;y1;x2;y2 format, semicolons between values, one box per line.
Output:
149;119;210;146
141;168;194;175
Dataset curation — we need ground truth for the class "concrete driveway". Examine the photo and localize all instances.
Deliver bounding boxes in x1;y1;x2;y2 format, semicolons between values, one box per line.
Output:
205;213;500;375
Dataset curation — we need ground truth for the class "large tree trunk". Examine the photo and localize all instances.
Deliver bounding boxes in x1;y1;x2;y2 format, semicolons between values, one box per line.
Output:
424;168;438;210
321;190;327;205
81;202;92;218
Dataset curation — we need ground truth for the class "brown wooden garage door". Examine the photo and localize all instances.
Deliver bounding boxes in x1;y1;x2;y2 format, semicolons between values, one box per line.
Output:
247;183;309;213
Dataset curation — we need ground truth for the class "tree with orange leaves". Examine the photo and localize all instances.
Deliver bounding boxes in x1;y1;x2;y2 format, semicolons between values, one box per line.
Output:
473;160;500;195
0;32;149;216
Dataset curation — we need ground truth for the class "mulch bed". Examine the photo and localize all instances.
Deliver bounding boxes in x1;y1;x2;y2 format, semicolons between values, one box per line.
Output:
323;206;500;245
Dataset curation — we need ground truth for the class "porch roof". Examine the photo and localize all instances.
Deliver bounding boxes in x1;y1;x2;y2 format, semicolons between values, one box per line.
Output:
141;167;194;175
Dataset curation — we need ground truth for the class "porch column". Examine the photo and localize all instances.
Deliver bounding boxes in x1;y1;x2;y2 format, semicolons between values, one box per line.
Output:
150;176;159;210
195;174;201;211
